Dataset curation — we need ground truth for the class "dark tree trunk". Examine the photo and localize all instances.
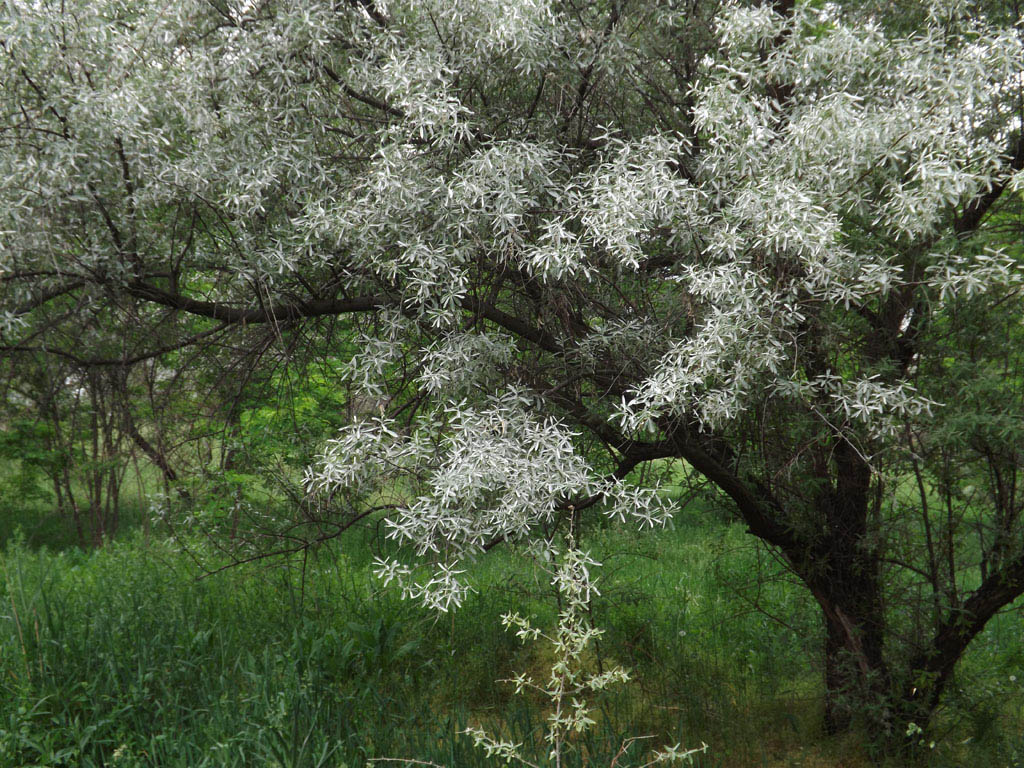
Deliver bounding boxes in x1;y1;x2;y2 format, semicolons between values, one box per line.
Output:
804;440;891;735
824;615;854;734
816;577;890;736
668;419;1024;746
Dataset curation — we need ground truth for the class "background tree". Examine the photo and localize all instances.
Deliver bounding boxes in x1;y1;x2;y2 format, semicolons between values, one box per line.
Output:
3;0;1024;746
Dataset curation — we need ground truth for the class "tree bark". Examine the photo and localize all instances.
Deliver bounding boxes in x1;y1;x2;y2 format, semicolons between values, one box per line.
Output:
786;439;892;735
815;576;890;735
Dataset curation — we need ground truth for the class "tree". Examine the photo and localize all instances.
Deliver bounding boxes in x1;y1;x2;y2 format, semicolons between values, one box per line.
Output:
3;0;1024;744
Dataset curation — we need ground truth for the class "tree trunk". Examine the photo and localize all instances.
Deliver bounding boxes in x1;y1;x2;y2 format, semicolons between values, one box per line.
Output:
810;441;891;735
817;585;890;736
824;614;854;734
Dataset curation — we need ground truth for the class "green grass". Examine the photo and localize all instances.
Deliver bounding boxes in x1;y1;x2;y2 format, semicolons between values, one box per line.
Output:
1;509;1022;768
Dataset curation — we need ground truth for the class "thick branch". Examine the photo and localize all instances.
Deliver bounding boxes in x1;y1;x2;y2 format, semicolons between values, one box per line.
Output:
466;297;563;354
128;283;564;356
321;63;404;119
127;282;387;323
667;427;803;555
955;132;1024;235
14;281;86;315
911;551;1024;711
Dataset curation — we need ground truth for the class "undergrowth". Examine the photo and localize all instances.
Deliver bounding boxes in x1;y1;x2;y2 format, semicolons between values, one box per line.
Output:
0;511;1022;767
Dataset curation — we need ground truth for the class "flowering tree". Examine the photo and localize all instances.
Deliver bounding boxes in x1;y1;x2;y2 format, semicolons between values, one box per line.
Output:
3;0;1024;741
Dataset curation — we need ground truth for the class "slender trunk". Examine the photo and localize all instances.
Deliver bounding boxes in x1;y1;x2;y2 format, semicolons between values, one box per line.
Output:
49;402;86;548
107;468;120;540
123;413;177;484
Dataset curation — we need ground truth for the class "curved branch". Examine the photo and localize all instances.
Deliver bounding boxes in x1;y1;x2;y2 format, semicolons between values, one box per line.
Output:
911;552;1024;711
127;282;387;323
667;427;803;555
0;321;232;367
466;297;563;354
14;280;85;315
955;132;1024;235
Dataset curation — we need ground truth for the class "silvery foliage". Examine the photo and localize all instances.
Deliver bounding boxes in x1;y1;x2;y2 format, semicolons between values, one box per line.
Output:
1;0;357;291
621;2;1024;433
307;390;668;611
464;544;706;768
307;1;1022;606
3;0;1022;602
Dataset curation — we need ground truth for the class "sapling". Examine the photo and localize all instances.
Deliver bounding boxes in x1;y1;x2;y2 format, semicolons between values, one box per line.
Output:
371;540;707;768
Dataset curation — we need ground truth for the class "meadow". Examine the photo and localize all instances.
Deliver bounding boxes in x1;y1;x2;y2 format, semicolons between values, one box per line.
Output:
2;498;1022;768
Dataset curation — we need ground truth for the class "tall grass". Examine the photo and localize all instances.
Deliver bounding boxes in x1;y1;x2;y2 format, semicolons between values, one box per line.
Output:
1;512;1022;767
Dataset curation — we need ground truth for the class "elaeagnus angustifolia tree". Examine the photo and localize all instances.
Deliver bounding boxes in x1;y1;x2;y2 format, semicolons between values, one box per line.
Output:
3;0;1024;742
